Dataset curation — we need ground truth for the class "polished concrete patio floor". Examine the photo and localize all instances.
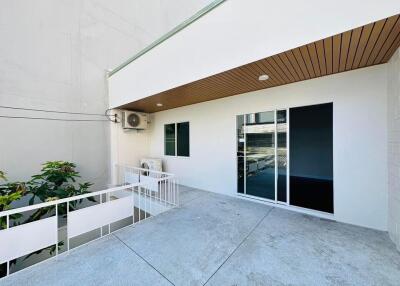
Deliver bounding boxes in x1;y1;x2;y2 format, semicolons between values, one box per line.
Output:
1;186;400;286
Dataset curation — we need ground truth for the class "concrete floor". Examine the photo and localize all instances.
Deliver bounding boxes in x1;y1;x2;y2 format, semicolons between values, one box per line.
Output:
1;186;400;286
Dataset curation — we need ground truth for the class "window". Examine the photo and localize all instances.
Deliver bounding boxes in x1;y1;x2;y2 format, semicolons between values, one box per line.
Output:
177;122;190;157
164;124;176;156
164;122;190;157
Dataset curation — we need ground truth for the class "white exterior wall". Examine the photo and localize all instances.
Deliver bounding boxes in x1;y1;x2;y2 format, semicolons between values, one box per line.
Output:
109;0;399;108
388;48;400;249
109;109;150;183
146;65;388;231
0;0;211;187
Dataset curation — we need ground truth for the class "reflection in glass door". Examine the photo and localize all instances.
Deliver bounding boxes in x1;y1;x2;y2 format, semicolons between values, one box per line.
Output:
237;110;288;202
277;110;288;202
237;115;245;194
244;112;276;200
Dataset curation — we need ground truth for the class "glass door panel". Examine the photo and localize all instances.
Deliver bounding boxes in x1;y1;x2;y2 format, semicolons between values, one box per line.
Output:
289;103;333;213
277;110;288;202
245;111;275;200
237;115;245;194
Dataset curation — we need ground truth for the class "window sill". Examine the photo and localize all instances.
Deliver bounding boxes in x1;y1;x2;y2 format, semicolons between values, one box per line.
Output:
163;155;190;159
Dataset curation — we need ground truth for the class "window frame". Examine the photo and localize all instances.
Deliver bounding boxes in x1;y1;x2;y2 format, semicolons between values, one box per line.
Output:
164;123;176;156
164;121;190;158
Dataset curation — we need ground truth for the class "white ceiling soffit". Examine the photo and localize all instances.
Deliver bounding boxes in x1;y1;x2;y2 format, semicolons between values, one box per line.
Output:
108;0;400;109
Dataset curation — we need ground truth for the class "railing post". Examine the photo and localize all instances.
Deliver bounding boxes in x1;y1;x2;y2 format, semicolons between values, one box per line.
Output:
177;180;180;206
132;185;135;224
108;192;111;235
173;179;175;206
100;194;103;237
6;214;9;276
138;186;141;222
66;202;70;252
158;180;161;205
55;204;58;257
145;187;148;219
164;180;167;207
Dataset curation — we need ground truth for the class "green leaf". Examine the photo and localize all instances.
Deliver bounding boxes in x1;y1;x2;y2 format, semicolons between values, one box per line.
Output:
1;161;93;223
0;170;7;181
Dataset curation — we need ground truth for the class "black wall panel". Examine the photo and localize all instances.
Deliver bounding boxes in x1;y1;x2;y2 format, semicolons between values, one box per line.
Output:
289;103;333;213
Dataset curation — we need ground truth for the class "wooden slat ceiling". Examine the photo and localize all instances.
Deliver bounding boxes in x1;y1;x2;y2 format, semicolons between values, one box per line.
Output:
119;14;400;113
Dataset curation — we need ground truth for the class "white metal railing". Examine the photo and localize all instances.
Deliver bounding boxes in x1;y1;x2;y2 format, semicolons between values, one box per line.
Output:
115;164;179;209
0;166;178;279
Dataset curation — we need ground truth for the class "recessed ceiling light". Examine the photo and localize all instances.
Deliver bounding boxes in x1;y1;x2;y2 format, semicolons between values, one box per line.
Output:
156;103;163;107
258;74;269;81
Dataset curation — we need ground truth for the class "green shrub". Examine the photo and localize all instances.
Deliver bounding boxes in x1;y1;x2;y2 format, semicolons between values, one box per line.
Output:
0;161;93;226
0;172;25;229
29;161;93;204
0;161;94;258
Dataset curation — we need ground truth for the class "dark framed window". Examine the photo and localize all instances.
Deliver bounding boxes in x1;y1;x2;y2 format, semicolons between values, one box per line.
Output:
164;124;176;156
164;122;190;157
177;122;190;157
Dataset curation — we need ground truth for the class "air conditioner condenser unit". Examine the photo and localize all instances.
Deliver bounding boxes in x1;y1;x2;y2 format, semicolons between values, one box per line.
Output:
122;111;149;130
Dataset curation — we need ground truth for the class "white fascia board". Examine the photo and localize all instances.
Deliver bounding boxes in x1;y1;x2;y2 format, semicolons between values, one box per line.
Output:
109;0;400;108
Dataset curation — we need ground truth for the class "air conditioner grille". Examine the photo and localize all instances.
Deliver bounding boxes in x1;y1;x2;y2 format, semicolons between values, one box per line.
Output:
127;113;140;127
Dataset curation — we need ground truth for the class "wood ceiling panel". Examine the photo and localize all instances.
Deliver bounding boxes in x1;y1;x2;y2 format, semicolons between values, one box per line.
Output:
118;14;400;113
283;51;306;81
367;15;399;65
382;32;400;62
272;55;296;82
260;59;286;84
352;23;374;68
307;43;321;77
300;45;316;78
265;58;289;83
315;40;327;76
278;53;301;81
339;31;352;72
345;27;363;70
375;16;400;63
332;34;341;73
359;19;386;66
324;37;333;74
292;48;311;79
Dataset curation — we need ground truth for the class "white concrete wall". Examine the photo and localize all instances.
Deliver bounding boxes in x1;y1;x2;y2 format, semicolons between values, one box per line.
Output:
109;109;150;183
0;0;211;188
146;65;388;230
388;48;400;249
109;0;400;108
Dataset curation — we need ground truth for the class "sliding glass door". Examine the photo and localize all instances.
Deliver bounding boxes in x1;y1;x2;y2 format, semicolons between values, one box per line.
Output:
237;103;333;213
237;110;288;203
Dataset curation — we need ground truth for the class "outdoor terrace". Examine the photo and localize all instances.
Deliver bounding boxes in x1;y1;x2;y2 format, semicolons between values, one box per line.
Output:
1;186;399;286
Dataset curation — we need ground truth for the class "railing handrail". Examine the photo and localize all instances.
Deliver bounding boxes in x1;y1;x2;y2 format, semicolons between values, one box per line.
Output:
117;164;175;177
0;183;139;217
1;166;175;217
